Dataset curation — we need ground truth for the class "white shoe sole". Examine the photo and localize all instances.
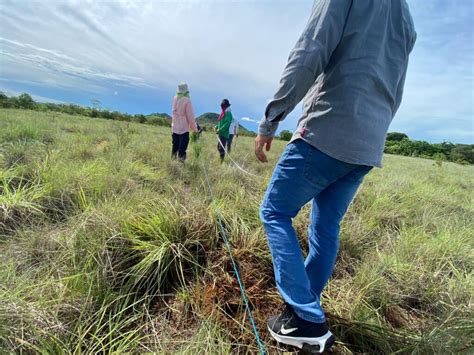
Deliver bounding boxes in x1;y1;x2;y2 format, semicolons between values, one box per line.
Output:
268;327;334;353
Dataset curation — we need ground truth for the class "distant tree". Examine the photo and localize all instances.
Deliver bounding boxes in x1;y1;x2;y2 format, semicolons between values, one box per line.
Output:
111;111;131;122
279;130;293;141
91;99;102;111
8;96;18;108
411;140;433;156
133;114;147;124
432;152;447;161
0;92;12;108
44;102;59;111
100;110;113;120
17;93;36;109
384;140;401;155
90;109;99;118
147;116;171;127
37;103;48;112
240;130;257;137
386;132;408;142
61;104;82;115
450;145;474;164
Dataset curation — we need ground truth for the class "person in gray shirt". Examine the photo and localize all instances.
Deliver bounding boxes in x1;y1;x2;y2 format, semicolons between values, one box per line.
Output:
255;0;416;351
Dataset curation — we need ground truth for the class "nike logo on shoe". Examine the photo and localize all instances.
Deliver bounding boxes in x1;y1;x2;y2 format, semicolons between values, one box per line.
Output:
280;325;298;335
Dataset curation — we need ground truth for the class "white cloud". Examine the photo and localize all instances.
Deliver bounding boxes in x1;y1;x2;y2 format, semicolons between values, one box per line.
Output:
0;88;66;104
0;37;75;61
426;128;473;143
0;0;472;143
0;1;310;102
0;38;154;91
241;117;259;123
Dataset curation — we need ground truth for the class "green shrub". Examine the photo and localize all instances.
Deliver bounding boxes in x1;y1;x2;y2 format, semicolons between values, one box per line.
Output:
278;129;293;141
146;115;170;127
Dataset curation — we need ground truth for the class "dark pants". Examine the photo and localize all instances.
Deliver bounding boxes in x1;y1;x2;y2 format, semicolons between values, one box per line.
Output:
217;135;228;161
227;134;234;153
172;132;190;161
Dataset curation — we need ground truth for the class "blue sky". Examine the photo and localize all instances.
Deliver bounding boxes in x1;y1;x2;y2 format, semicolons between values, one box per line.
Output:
0;0;472;143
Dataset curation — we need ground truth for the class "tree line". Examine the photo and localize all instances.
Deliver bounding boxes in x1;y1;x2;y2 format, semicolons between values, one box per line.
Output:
0;92;171;127
384;132;473;165
0;92;257;137
277;130;473;165
1;92;472;164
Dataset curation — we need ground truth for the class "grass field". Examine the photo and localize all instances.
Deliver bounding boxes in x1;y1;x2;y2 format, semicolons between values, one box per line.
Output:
0;109;473;354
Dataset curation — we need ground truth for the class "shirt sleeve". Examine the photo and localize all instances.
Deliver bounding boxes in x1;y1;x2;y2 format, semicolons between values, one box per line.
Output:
172;97;177;118
394;30;416;116
185;99;198;132
393;69;407;116
259;0;352;136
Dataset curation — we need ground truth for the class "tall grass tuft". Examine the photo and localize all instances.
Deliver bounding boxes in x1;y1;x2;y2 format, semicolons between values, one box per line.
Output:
115;200;213;300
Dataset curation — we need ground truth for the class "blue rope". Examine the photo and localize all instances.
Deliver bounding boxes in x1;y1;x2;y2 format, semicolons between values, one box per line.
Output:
199;153;266;355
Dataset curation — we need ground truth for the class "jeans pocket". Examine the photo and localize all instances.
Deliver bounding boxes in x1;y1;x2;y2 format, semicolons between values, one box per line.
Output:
302;145;330;189
277;140;298;164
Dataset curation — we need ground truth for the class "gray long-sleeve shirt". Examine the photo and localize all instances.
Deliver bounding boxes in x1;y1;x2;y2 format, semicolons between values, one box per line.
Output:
259;0;416;167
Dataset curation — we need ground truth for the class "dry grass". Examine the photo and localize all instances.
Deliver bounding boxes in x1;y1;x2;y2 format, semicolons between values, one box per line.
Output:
0;109;473;354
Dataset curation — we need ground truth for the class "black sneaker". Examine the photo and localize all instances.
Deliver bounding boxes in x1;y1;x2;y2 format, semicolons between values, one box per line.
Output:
267;304;335;353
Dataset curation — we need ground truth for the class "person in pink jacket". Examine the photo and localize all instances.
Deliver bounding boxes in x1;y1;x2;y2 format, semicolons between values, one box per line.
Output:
171;83;197;161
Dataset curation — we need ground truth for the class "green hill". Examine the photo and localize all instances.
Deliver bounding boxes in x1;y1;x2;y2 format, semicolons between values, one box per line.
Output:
148;112;171;120
197;112;257;136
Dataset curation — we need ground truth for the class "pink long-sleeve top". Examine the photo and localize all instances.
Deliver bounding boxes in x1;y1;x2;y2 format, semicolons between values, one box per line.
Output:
172;96;197;134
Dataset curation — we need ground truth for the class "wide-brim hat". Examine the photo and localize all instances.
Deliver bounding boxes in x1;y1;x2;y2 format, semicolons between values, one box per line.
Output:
178;83;189;94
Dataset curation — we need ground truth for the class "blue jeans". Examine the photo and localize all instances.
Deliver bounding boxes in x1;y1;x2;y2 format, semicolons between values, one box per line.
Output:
260;139;372;323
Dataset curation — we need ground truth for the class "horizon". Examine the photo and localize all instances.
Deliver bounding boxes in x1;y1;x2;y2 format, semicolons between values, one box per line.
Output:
1;0;473;144
3;91;474;145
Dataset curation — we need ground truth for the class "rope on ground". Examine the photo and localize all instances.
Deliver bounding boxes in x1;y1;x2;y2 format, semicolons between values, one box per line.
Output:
198;146;266;355
216;136;264;180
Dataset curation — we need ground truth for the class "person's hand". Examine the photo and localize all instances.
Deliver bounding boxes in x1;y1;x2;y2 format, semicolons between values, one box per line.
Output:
255;135;273;163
